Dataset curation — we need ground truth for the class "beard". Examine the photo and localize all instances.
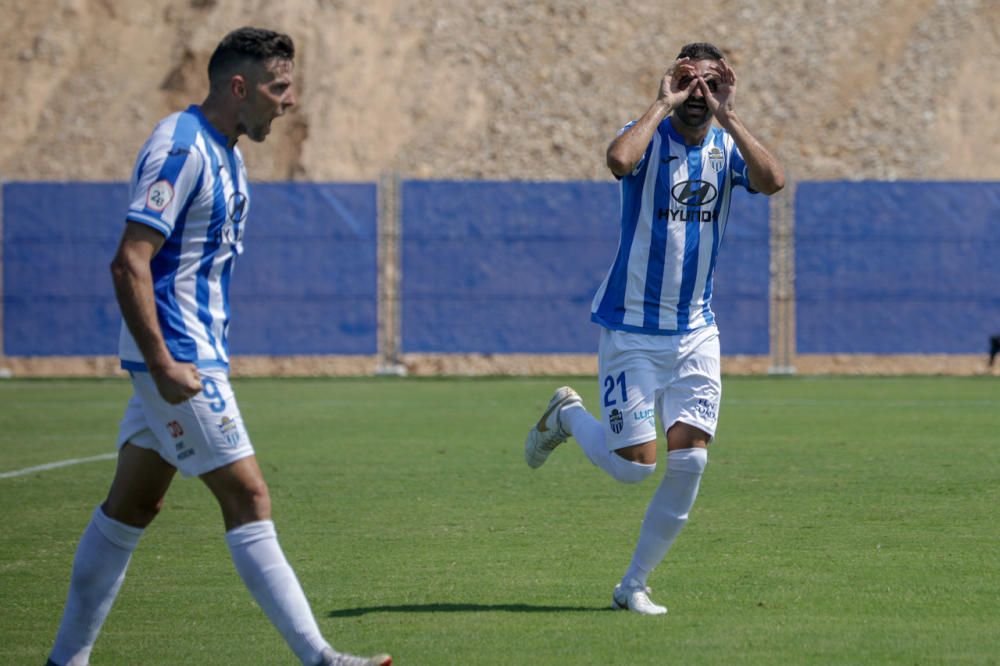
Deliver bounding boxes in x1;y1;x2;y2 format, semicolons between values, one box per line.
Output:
248;124;269;142
675;100;712;128
236;112;274;143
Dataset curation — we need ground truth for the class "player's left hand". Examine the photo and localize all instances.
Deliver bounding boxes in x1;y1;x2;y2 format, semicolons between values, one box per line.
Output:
699;59;737;125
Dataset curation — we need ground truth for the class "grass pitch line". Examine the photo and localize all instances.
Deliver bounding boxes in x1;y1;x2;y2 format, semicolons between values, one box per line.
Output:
0;452;117;479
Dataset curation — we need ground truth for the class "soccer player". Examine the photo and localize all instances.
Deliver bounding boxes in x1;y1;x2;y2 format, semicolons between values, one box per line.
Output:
45;28;391;666
525;42;785;615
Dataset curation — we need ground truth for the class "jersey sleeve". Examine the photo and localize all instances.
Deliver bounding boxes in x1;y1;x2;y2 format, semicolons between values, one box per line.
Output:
126;141;204;238
729;142;757;193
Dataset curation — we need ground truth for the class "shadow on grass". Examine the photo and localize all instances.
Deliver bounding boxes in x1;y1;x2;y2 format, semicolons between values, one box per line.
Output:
328;602;604;617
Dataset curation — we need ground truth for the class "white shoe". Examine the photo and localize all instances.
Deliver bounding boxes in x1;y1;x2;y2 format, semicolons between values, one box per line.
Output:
524;386;582;468
612;580;668;616
319;648;392;666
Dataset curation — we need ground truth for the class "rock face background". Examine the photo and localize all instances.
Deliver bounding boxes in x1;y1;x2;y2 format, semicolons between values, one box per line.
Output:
2;0;998;183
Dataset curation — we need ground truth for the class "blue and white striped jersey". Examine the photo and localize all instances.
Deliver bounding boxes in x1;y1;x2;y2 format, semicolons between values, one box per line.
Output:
119;105;250;371
591;116;755;335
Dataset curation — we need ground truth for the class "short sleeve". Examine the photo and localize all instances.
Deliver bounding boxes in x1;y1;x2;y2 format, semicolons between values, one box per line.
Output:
126;142;204;238
729;142;757;193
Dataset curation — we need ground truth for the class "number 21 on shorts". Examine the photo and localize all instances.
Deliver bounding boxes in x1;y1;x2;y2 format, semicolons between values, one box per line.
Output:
603;371;628;407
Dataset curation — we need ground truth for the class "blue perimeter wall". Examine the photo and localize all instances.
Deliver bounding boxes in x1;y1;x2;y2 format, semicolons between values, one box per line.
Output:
796;182;1000;353
401;180;769;354
7;180;996;357
2;182;377;356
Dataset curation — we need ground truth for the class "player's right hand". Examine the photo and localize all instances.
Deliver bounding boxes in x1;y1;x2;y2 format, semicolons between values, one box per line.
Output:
658;57;699;111
151;361;203;404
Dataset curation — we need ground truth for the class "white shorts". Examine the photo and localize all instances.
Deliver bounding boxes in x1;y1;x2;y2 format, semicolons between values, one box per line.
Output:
117;368;255;477
597;325;722;449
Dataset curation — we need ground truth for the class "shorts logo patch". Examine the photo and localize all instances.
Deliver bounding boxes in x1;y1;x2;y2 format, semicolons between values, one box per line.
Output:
166;420;184;438
609;408;624;434
695;398;719;422
146;180;174;212
218;416;241;447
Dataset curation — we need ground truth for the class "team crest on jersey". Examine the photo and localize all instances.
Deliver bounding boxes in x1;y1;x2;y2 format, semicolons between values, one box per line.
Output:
708;147;725;172
146;180;174;212
217;416;241;447
609;408;624;434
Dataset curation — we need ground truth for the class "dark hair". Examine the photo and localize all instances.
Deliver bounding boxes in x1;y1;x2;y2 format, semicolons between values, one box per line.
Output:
208;27;295;86
676;42;725;61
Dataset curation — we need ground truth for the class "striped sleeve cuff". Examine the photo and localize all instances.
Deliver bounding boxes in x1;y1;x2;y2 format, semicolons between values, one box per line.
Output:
125;212;171;237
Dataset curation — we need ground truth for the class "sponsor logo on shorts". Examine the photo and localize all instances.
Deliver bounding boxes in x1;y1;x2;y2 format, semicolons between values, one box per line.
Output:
174;439;195;459
634;408;654;421
695;398;719;422
609;408;624;434
218;416;242;447
166;420;184;438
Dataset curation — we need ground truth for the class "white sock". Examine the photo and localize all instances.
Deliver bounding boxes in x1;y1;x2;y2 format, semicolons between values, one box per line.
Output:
562;403;656;484
225;520;331;666
49;506;143;666
622;448;708;587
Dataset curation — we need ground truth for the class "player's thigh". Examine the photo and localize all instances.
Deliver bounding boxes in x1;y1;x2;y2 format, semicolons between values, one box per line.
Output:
104;442;177;528
200;455;271;530
661;326;722;449
598;329;664;451
125;368;256;479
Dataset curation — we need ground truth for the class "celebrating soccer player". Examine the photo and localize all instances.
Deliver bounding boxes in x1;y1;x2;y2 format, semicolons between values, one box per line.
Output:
525;42;784;615
45;28;391;666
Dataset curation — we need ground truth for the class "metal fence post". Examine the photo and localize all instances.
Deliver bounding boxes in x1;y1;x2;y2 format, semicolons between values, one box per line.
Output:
769;177;796;374
376;172;406;376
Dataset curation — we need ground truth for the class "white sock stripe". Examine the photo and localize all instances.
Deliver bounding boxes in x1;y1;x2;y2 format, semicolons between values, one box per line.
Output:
666;448;708;474
607;454;657;484
225;519;277;546
91;506;143;550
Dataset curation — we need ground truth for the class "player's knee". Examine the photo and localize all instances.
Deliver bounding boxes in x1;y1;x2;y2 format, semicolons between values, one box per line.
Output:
102;496;163;529
220;480;271;526
246;481;271;519
609;456;657;484
238;479;271;519
667;446;709;476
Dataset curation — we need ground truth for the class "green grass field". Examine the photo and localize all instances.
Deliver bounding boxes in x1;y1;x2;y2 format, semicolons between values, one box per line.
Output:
2;376;998;665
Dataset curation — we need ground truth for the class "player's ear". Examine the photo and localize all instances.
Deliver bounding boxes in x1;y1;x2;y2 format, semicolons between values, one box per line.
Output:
231;74;248;101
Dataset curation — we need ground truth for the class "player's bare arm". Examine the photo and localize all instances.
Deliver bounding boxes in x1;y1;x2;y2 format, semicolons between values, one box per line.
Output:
606;57;698;178
110;222;201;404
698;59;785;194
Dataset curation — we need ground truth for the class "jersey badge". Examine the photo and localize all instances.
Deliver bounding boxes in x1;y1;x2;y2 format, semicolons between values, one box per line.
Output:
146;180;174;212
708;146;725;172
